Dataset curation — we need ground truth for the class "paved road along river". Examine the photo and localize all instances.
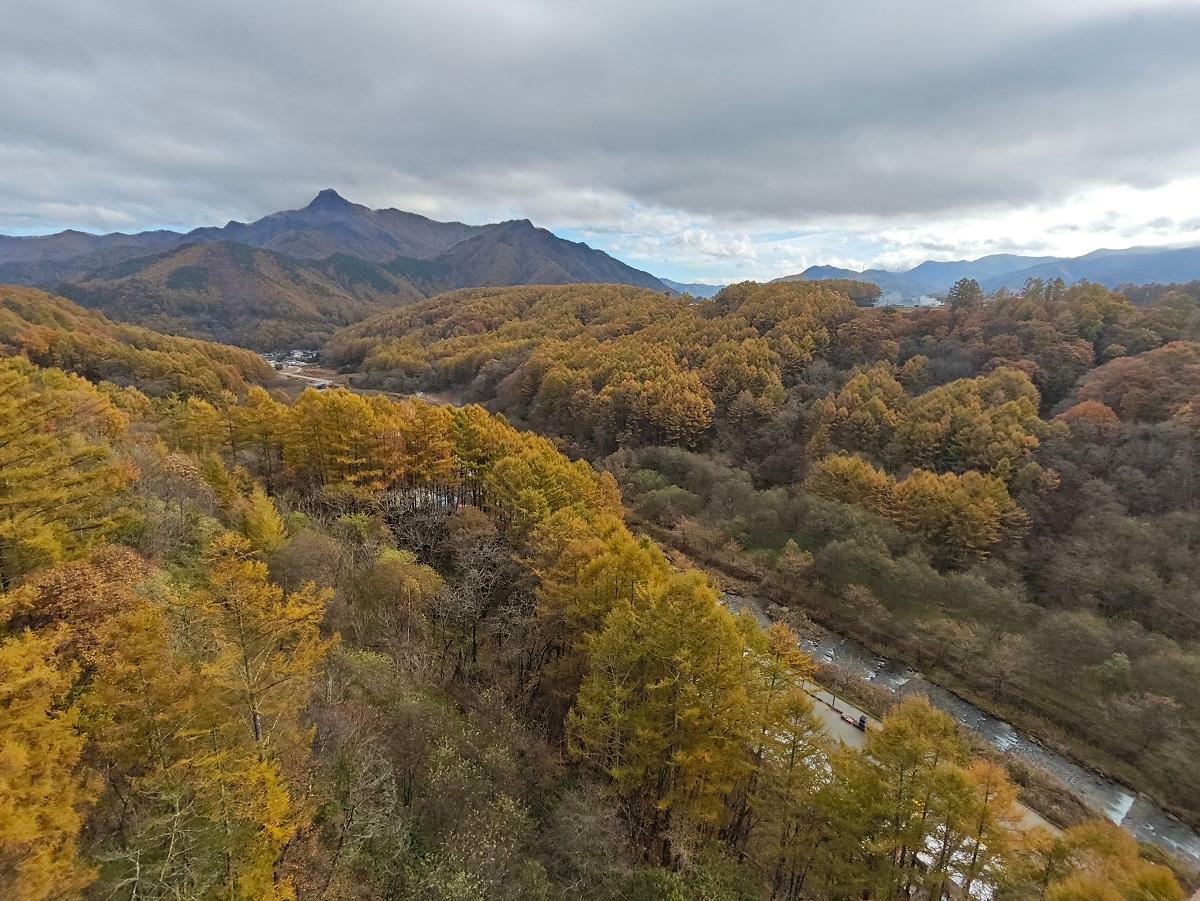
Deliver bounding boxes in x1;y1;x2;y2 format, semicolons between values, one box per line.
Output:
724;594;1200;867
261;367;1200;867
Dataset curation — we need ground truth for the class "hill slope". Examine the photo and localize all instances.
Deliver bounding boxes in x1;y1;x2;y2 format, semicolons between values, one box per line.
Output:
55;241;425;349
47;230;667;349
386;219;667;294
0;284;279;397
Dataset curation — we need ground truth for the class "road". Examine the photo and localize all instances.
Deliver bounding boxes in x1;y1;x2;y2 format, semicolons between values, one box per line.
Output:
803;683;1059;834
271;363;344;389
723;592;1059;835
271;364;464;407
266;364;1084;844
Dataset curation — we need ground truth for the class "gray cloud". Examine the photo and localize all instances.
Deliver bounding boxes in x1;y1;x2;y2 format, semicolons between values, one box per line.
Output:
2;0;1200;236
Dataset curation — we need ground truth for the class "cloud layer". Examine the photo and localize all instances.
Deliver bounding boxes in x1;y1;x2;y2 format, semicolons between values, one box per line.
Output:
3;0;1200;279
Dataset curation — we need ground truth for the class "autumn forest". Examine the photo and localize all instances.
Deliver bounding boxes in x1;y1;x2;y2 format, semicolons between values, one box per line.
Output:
1;272;1197;900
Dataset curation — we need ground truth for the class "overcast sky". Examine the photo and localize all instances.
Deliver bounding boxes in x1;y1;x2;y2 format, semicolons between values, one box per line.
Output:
3;0;1200;281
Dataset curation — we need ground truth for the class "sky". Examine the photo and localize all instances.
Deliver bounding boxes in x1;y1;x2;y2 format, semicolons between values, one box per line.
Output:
3;0;1200;283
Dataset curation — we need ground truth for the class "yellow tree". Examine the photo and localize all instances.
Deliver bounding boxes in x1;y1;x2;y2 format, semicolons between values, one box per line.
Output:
811;363;909;458
346;546;443;648
80;533;332;900
188;532;334;760
0;545;151;661
635;368;715;447
897;367;1043;479
804;453;895;515
744;684;828;898
568;572;757;860
373;397;456;485
241;487;287;554
849;695;973;897
529;509;671;717
727;622;822;852
0;358;132;589
229;386;288;489
0;629;94;900
284;388;385;488
1038;820;1183;901
960;759;1021;896
165;395;225;455
893;468;1027;563
699;337;784;413
86;599;300;900
484;436;621;535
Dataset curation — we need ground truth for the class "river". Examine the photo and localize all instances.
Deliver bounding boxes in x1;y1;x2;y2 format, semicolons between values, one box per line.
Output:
267;364;1200;867
724;593;1200;867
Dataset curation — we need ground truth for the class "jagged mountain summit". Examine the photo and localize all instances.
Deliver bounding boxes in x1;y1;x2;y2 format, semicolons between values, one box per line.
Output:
0;190;667;286
181;189;482;262
0;190;669;348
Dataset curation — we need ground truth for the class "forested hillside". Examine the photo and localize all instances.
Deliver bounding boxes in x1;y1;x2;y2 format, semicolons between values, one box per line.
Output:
0;285;278;398
55;242;426;350
0;342;1180;899
325;276;1200;824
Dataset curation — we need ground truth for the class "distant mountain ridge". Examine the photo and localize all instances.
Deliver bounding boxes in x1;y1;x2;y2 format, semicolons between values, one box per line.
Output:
775;246;1200;300
0;190;668;348
660;278;723;298
9;191;1200;325
0;228;183;266
772;265;927;299
906;254;1060;288
181;189;483;262
978;245;1200;293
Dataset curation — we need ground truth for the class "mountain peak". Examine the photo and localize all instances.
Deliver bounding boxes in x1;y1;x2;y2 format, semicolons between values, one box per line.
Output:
307;188;353;210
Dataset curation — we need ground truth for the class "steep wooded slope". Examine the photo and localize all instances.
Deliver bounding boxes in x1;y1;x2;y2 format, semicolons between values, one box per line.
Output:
0;284;278;397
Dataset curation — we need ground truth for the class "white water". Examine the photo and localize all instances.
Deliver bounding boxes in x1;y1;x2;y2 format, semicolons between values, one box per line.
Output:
724;594;1200;867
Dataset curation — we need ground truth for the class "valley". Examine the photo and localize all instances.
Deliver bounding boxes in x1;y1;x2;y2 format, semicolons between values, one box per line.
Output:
316;279;1200;839
3;272;1199;899
8;2;1200;897
273;322;1200;868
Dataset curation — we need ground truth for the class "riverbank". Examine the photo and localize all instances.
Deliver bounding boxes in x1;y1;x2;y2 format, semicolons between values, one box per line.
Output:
640;515;1200;877
251;363;1200;877
725;585;1063;835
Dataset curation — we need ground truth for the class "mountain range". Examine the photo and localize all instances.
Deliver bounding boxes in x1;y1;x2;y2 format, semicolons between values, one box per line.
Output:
777;246;1200;301
0;190;668;347
6;189;1200;346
